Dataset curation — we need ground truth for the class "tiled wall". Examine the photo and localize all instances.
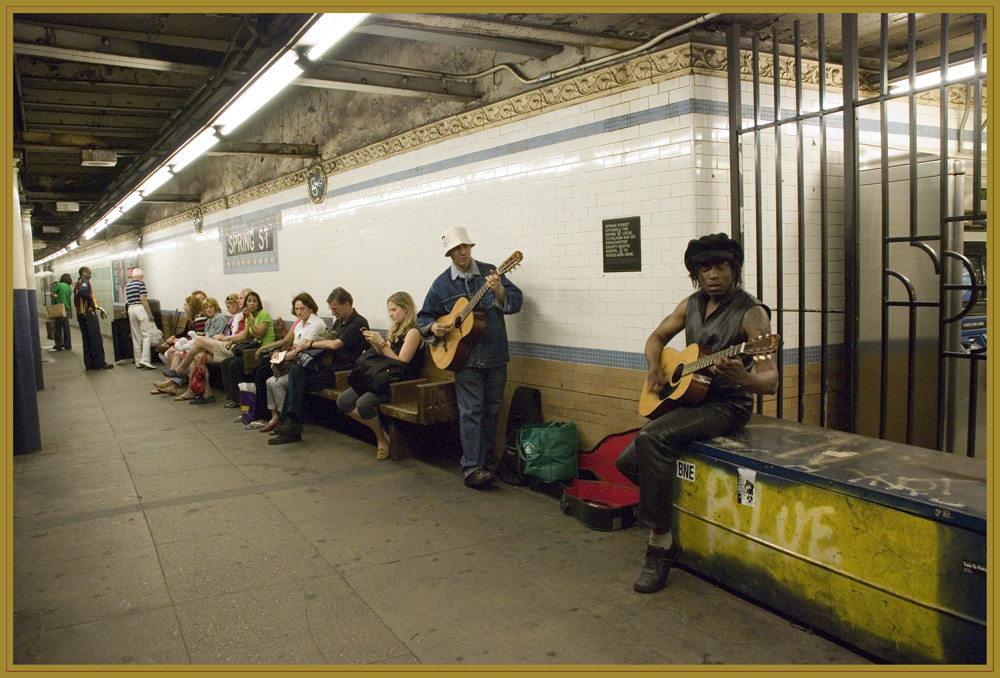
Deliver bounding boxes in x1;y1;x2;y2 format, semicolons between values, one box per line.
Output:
53;43;977;444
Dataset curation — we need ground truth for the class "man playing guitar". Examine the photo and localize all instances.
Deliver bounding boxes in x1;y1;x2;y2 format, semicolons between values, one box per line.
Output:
616;232;778;593
418;226;523;489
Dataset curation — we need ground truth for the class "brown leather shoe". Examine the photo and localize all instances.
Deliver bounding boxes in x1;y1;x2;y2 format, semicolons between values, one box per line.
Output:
463;467;496;489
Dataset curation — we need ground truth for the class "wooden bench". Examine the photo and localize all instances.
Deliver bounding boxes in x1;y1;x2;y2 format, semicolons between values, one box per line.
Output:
671;414;986;664
311;348;460;460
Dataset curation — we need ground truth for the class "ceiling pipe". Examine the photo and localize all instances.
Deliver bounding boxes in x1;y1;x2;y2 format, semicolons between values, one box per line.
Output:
450;12;723;85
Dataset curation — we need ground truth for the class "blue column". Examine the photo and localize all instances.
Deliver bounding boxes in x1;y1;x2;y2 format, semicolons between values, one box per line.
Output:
21;208;44;390
12;163;41;455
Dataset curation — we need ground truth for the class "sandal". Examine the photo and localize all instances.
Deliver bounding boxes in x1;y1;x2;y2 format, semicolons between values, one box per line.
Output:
244;420;268;430
259;420;280;433
173;394;195;401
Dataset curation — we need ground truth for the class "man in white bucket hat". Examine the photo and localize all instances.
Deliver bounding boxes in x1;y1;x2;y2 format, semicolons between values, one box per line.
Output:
418;226;523;489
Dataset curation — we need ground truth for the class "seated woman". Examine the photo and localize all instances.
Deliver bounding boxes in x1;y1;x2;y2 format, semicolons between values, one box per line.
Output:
164;294;239;377
149;295;204;394
202;297;228;338
258;292;327;432
336;291;424;459
173;290;274;402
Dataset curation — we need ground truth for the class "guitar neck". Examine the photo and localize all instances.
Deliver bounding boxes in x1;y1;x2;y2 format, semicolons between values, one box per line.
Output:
457;276;496;322
681;341;746;377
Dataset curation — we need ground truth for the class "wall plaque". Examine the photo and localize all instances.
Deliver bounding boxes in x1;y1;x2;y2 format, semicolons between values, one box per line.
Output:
603;216;641;273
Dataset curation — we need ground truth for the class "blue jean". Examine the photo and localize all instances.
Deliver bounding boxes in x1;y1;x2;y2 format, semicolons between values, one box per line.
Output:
454;364;507;474
615;400;749;530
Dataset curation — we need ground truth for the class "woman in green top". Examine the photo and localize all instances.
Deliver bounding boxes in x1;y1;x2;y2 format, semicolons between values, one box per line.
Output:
171;291;274;402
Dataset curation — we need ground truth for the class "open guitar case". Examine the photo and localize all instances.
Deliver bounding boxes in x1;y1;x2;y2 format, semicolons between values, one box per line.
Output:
560;428;641;531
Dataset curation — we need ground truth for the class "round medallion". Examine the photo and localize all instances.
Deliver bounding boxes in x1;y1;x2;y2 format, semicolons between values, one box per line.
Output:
307;165;327;204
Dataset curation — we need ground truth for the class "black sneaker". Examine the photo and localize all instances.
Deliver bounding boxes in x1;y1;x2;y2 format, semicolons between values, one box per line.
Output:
633;544;681;593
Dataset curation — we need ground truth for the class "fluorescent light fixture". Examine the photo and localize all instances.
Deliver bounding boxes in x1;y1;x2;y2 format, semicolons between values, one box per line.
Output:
103;208;124;226
301;13;369;61
890;56;987;93
66;240;79;251
139;167;173;196
215;52;303;136
119;191;143;214
170;128;220;172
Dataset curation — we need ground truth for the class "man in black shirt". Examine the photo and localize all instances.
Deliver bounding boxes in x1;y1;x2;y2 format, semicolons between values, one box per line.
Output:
616;233;778;593
269;287;368;445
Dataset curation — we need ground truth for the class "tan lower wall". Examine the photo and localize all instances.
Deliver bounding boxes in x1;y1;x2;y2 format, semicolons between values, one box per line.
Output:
499;356;845;453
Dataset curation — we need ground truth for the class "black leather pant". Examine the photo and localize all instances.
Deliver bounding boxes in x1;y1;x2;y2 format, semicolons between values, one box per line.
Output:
615;400;750;530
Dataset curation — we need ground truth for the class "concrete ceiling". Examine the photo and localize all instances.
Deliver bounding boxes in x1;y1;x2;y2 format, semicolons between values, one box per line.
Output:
13;12;985;260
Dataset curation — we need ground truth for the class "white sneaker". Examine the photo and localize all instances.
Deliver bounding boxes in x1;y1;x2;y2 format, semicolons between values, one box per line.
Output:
138;362;155;370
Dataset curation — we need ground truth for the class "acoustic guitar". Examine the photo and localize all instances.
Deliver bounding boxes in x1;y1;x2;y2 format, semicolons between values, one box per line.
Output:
638;334;780;419
429;251;524;370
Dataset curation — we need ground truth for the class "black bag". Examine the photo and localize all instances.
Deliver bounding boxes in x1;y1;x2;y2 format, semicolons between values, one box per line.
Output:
229;339;260;356
347;348;408;395
498;386;542;486
296;347;332;372
111;317;133;362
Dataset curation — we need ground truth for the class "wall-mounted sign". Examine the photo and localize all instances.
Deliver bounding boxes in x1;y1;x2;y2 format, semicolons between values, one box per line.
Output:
602;216;641;273
307;165;327;204
220;209;281;275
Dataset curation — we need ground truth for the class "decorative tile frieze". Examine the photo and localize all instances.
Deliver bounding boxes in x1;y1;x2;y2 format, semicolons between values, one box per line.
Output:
128;39;983;241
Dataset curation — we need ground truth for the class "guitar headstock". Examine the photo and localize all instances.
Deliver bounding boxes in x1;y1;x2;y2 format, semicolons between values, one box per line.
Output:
497;251;524;275
746;334;780;357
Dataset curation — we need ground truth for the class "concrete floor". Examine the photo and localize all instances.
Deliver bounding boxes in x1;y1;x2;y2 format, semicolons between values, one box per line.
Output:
12;325;870;667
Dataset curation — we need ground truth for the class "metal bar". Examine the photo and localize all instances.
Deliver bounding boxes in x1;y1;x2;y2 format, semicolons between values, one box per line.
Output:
938;14;950;452
972;14;983;219
818;14;829;427
879;13;891;439
728;22;744;246
908;15;919;245
902;13;918;442
841;14;861;433
772;23;784;420
737;107;845;133
795;20;806;423
753;32;765;416
967;360;978;457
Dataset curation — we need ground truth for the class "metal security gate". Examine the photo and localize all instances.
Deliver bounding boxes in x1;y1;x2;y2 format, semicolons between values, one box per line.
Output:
727;13;988;457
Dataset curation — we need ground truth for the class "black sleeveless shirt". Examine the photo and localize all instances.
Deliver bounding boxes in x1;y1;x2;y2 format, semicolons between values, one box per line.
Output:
684;286;769;412
390;329;425;381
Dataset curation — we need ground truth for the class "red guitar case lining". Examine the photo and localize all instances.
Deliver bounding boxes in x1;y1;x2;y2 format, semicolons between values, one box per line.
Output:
560;429;641;531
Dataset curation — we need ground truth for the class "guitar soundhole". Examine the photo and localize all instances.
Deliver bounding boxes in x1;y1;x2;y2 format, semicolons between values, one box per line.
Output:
670;364;684;385
454;316;462;330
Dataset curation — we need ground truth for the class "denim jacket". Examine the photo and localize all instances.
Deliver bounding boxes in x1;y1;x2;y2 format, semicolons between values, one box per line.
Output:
417;259;523;369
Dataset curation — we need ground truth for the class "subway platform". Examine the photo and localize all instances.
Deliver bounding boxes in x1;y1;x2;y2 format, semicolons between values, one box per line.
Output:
12;325;870;668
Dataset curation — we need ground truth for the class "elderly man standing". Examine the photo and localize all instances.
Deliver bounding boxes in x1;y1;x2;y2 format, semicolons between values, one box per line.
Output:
418;226;523;489
125;268;155;369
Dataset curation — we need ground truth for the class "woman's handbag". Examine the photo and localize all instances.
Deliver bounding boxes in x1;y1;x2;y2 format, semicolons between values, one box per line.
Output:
347;348;408;396
519;421;579;483
189;366;207;396
229;339;260;356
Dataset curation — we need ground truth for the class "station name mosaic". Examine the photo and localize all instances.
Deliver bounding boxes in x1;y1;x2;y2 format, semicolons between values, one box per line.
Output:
220;210;281;274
